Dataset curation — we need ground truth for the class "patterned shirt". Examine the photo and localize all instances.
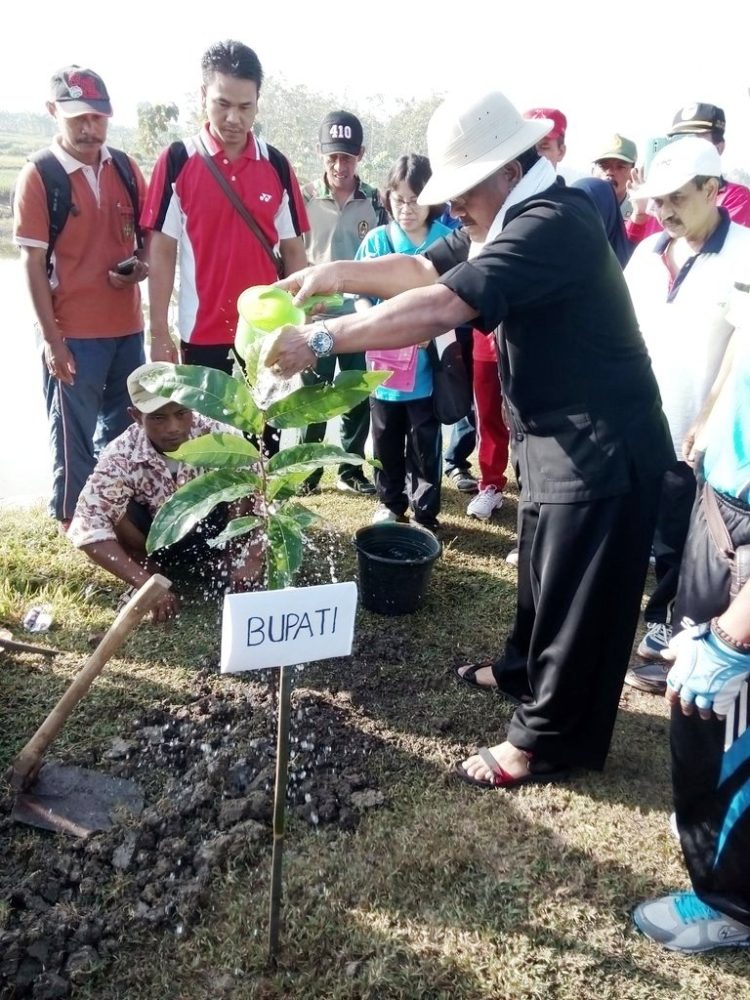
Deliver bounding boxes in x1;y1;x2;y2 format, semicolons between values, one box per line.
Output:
68;415;230;547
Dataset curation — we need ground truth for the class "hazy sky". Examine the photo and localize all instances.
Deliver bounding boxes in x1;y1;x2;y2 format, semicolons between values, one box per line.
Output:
4;0;750;176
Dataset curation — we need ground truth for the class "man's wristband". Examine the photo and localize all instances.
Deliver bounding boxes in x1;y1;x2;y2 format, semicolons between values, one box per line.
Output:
710;617;750;654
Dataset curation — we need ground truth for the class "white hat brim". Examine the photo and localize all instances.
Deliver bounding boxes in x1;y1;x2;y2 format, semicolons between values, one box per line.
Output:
418;118;553;206
635;167;708;201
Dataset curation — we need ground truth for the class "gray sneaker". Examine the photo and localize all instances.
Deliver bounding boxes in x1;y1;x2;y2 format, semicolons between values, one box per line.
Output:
633;892;750;953
624;660;670;693
637;621;672;660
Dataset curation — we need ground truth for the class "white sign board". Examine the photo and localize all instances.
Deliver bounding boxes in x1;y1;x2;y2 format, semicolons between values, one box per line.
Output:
220;581;358;673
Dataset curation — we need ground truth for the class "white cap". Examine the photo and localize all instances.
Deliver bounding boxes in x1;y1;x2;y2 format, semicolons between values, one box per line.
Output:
634;136;722;200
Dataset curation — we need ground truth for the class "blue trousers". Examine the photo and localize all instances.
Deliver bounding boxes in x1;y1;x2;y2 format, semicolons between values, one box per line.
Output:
44;333;145;521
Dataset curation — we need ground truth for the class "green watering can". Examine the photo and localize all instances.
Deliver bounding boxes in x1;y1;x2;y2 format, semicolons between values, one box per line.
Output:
234;285;343;361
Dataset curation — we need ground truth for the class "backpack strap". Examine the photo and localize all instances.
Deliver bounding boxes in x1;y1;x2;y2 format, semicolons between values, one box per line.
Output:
27;147;143;276
109;148;144;250
266;143;302;234
28;150;71;278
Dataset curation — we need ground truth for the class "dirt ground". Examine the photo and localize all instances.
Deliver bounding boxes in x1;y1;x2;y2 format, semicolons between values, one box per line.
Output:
0;643;395;999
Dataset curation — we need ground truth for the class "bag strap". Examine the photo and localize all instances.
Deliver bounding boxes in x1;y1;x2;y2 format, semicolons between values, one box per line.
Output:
28;150;70;278
109;149;144;250
194;134;282;276
703;482;735;561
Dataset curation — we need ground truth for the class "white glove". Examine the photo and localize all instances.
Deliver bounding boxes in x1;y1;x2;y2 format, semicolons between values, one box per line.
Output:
666;620;750;718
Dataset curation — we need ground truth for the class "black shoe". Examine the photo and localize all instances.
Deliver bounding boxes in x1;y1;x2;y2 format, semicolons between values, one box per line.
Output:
416;518;440;533
446;468;479;493
337;472;376;495
298;478;321;495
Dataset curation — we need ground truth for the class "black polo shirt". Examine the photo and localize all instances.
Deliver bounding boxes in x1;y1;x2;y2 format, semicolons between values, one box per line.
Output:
425;179;674;503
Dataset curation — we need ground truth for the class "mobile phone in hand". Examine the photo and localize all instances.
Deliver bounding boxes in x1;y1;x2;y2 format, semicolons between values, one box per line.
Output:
114;255;139;275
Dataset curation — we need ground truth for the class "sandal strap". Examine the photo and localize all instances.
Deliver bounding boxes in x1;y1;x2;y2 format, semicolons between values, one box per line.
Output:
476;747;512;785
477;746;533;786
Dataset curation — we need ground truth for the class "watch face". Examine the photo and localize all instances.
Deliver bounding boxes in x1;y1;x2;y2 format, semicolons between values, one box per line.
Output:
310;327;334;357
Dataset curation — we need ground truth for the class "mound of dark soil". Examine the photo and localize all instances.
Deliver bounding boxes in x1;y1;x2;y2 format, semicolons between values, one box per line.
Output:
0;670;383;999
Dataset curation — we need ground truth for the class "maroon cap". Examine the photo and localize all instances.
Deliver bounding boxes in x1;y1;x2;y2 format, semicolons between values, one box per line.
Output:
523;107;567;140
50;66;112;117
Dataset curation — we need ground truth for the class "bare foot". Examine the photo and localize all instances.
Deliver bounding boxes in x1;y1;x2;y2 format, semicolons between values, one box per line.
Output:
460;741;530;783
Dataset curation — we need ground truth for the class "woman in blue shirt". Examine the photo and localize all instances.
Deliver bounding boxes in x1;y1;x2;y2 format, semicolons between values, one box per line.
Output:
355;155;452;531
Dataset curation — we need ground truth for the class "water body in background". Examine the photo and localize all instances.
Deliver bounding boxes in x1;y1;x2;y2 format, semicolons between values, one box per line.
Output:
0;256;50;504
0;257;351;506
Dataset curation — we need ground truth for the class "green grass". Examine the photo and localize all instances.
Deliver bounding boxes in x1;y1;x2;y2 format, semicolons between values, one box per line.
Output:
2;491;749;1000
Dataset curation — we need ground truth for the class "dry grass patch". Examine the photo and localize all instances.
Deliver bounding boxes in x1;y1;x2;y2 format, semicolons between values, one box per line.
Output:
2;490;749;999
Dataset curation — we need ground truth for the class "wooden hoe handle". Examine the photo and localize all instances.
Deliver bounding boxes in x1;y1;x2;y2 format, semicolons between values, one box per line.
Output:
6;575;172;791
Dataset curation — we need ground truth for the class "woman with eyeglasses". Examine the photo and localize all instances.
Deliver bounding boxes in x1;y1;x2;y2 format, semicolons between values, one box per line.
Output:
354;154;452;531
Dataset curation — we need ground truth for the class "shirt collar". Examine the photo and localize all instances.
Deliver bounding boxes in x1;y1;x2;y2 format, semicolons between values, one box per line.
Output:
653;207;731;255
320;174;366;201
201;122;260;160
51;135;112;174
200;124;258;160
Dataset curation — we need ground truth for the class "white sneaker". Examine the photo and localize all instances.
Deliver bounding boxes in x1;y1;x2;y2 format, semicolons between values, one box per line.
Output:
467;486;503;520
506;547;519;566
372;505;408;525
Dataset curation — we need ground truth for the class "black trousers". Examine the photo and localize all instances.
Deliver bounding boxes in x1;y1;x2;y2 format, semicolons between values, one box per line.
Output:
671;488;750;925
643;460;697;625
299;352;370;485
180;341;280;458
493;474;661;770
370;396;442;522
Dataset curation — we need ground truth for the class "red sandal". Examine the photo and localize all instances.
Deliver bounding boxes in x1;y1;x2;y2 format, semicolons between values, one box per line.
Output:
454;747;568;790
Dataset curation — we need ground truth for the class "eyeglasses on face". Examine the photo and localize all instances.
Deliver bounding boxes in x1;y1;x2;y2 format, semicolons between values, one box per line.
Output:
390;195;420;209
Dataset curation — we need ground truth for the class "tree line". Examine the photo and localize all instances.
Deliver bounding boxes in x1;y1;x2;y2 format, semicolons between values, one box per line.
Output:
0;76;442;192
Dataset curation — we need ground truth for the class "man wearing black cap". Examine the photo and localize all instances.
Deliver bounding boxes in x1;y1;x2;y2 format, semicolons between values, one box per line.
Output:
298;111;387;494
14;66;148;531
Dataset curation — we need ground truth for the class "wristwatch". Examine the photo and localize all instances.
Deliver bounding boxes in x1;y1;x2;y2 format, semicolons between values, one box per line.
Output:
307;323;335;359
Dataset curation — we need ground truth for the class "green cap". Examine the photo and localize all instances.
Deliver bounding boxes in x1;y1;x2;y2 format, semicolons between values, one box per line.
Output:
593;134;637;164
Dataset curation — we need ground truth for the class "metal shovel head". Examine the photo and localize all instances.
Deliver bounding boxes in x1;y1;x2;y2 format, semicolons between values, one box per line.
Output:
11;763;144;838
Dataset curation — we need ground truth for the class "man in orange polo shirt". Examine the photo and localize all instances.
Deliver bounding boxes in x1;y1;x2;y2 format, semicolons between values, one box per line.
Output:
14;66;148;530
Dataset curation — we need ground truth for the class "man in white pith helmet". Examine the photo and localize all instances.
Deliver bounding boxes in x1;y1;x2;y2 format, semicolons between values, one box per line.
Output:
266;89;674;790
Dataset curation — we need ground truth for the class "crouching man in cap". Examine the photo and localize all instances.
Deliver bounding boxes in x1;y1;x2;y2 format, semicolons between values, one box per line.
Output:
267;89;674;788
67;363;263;622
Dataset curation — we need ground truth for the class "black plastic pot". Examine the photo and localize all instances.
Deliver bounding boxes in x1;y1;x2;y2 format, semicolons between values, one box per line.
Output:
353;522;442;616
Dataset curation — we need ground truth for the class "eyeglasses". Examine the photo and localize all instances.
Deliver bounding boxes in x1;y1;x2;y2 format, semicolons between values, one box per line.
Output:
390;195;419;209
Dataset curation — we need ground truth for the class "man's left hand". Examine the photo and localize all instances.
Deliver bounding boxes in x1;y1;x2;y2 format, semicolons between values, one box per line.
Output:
108;259;149;289
665;621;750;720
265;325;316;378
